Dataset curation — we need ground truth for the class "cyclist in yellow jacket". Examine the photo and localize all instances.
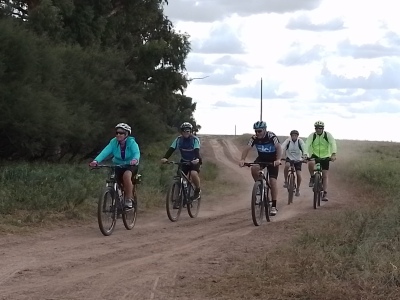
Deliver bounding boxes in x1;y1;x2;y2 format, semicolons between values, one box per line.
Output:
304;121;337;201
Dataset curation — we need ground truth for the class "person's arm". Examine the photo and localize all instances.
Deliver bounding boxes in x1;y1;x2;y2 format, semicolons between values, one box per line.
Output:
304;133;314;157
129;138;140;162
162;137;178;159
327;132;337;155
193;137;202;164
93;140;113;163
299;138;306;155
240;136;255;162
281;138;289;158
272;134;282;162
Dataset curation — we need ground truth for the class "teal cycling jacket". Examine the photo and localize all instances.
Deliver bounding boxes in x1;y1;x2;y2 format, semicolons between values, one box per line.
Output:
94;136;140;165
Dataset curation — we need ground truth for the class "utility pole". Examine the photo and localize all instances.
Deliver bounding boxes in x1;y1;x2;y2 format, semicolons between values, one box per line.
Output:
260;77;263;121
235;125;236;136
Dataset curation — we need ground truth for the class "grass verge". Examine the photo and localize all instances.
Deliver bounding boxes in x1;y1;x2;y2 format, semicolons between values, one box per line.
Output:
0;135;224;232
198;141;400;299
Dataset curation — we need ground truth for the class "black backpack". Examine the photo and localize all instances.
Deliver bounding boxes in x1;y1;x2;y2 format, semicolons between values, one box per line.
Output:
312;132;329;144
286;139;303;152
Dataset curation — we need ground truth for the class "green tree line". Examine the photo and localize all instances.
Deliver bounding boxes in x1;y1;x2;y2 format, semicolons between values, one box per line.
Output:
0;0;200;161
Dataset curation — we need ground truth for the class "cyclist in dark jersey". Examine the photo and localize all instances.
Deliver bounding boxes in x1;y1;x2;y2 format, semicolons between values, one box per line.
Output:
239;121;282;216
161;122;202;199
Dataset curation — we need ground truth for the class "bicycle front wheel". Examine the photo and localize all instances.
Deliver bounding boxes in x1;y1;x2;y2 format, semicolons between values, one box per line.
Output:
313;173;321;209
251;180;264;226
187;185;201;218
98;187;117;236
264;185;271;222
287;173;295;205
122;194;137;230
166;181;183;222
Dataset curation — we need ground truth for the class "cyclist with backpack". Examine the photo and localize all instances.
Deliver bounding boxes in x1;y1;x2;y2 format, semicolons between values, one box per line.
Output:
304;121;337;201
281;130;306;196
161;122;202;199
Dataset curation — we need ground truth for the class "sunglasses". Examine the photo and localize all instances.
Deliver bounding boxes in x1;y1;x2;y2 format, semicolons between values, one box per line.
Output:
315;127;324;130
255;130;263;133
116;131;126;135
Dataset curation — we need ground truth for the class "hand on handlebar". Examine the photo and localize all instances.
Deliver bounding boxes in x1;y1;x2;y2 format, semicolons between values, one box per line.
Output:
89;160;98;167
239;159;245;167
160;158;168;164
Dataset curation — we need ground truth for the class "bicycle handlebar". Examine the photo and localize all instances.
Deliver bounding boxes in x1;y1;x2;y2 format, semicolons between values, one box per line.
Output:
280;158;308;164
90;164;132;170
163;161;191;166
306;157;332;162
243;162;281;167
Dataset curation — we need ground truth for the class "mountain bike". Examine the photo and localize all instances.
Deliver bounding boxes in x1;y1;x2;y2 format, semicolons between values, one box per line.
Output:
244;162;280;226
307;157;331;209
281;158;307;205
91;164;141;236
164;161;201;222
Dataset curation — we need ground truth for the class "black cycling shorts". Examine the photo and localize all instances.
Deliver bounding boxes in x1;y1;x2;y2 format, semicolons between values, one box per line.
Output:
115;165;139;184
310;154;330;170
285;158;302;171
254;156;279;179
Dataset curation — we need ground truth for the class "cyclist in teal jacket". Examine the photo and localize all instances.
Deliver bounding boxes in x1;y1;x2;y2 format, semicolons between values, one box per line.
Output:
89;123;140;208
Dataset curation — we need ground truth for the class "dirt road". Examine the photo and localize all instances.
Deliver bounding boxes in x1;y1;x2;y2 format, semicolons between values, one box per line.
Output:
0;136;343;300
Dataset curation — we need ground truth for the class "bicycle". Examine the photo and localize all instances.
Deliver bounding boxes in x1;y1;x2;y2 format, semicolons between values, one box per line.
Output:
91;164;141;236
243;162;280;226
281;158;307;205
164;161;201;222
306;157;332;209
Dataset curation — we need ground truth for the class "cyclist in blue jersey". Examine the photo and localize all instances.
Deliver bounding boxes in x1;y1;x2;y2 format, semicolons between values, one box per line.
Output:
89;123;140;209
161;122;202;199
239;121;282;216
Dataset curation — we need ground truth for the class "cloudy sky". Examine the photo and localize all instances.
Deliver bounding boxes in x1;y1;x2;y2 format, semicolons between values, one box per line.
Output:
163;0;400;141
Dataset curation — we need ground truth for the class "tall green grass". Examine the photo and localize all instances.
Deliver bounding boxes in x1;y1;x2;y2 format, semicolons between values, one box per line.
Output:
0;135;221;228
202;142;400;299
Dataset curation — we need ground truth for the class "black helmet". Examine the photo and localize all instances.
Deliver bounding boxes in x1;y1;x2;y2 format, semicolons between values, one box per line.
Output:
290;130;299;135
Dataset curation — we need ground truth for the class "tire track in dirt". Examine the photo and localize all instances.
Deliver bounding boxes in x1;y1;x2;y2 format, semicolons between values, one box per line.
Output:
0;136;343;300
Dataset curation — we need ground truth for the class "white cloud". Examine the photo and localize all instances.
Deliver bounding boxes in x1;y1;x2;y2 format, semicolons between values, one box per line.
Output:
165;0;400;141
163;0;322;23
286;14;345;31
191;23;245;54
320;58;400;89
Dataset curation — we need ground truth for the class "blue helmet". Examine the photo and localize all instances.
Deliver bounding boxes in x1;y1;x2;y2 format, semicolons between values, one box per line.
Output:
253;121;266;130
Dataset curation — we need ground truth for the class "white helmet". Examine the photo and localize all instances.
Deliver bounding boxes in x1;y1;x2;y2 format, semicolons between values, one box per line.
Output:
115;123;131;134
180;122;193;131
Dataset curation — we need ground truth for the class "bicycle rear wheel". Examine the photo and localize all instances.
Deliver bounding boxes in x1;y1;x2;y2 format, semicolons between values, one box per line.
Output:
287;173;295;205
251;180;264;226
122;193;137;230
187;184;201;218
166;181;183;222
313;173;321;209
98;187;117;236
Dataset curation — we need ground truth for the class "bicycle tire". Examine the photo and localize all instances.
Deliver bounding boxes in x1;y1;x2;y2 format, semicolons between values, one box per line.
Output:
187;184;201;218
318;178;322;207
313;173;321;209
166;181;183;222
98;187;117;236
264;185;271;222
122;193;137;230
287;173;295;205
251;180;264;226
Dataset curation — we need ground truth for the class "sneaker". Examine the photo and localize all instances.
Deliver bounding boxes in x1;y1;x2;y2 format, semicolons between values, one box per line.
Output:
309;177;314;187
270;207;278;216
283;182;288;188
193;188;201;199
124;199;133;209
295;190;300;197
322;192;328;201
